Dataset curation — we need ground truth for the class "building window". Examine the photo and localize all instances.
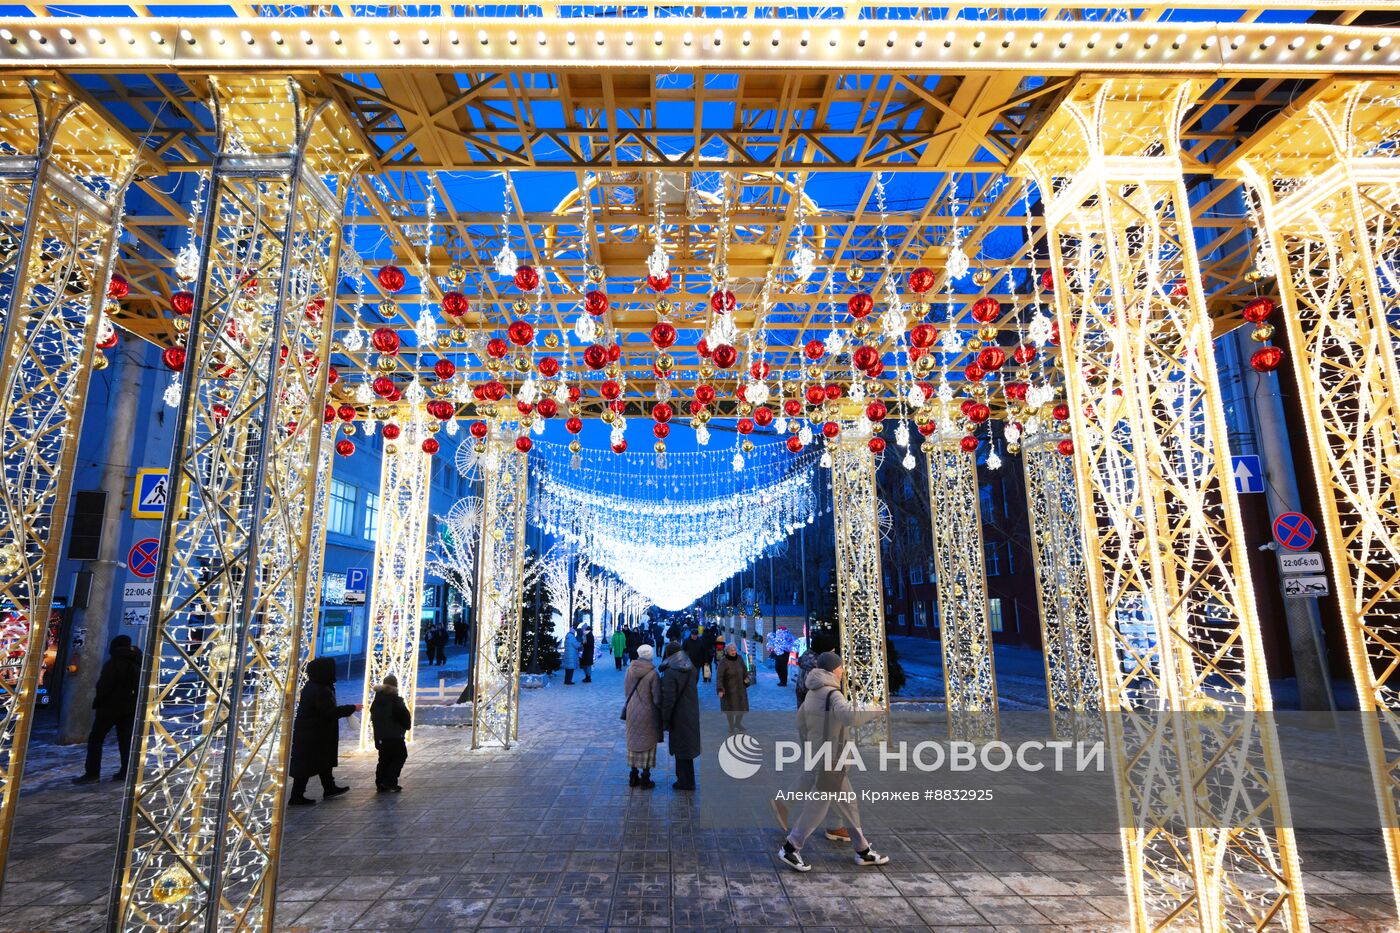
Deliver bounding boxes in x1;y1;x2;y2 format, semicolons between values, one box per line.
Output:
913;601;927;628
985;541;1003;576
328;479;357;536
910;567;924;586
363;491;379;541
897;613;906;629
989;597;1004;633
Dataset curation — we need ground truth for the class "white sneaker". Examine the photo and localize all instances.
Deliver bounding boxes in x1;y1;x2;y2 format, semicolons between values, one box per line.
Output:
778;843;812;873
854;846;889;866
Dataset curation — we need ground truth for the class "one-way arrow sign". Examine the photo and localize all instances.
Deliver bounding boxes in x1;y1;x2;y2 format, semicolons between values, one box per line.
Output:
1232;454;1264;494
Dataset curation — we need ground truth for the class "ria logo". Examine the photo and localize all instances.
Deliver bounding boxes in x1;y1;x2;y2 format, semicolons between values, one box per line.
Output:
717;733;764;780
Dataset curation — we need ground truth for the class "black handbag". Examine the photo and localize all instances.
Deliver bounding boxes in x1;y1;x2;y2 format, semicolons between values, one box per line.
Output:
620;671;653;721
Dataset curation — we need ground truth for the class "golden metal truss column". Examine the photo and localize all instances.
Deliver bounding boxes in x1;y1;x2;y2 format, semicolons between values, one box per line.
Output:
1228;78;1400;919
829;435;888;717
471;426;527;750
110;77;360;931
0;76;138;885
1016;77;1307;932
926;442;997;741
1022;440;1100;737
299;425;336;665
359;414;432;751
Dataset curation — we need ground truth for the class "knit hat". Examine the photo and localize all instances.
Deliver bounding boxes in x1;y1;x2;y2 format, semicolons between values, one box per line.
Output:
383;673;398;687
637;644;654;660
817;651;843;673
663;640;683;658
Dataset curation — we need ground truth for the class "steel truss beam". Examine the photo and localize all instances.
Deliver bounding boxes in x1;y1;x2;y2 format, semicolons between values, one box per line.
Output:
830;434;888;721
1227;78;1400;922
110;76;360;931
300;424;336;665
925;442;997;741
1017;76;1306;931
0;76;137;885
360;413;433;750
471;425;527;750
1022;439;1100;740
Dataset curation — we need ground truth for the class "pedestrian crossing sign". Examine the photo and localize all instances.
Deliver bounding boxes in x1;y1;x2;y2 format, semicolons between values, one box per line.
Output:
132;468;171;519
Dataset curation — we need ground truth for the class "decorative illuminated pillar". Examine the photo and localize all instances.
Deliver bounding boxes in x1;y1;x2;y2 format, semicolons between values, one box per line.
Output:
110;77;360;930
1015;76;1307;931
298;425;337;664
471;426;527;749
1021;440;1100;737
1228;78;1400;918
0;77;138;884
829;435;888;716
926;442;997;741
359;413;432;750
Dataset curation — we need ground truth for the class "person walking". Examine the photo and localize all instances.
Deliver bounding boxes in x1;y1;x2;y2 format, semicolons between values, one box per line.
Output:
795;631;836;709
659;640;701;791
776;652;889;871
432;624;448;666
563;628;580;685
622;644;662;788
424;624;436;667
580;626;595;683
72;635;143;784
453;617;468;647
370;673;411;793
715;642;750;735
770;625;796;686
683;628;711;684
287;657;360;805
610;627;627;670
624;627;640;665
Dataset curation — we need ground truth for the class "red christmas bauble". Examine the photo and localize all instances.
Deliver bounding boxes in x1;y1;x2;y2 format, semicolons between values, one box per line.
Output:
377;264;405;293
484;380;506;401
514;265;539;291
429;400;455;421
977;346;1007;371
1039;268;1055;292
696;337;712;358
909;323;937;349
1243;297;1274;324
960;435;979;453
337;404;356;422
917;381;935;402
434;359;456;381
650;322;677;349
482;337;505;359
696;384;717;405
371;327;400;355
171;291;194;316
712;344;738;369
584;290;610;316
918;422;935;436
1251;346;1284;372
805;385;826;406
653;423;670;439
804;339;826;361
847;291;874;319
472;385;486;401
865;401;887;422
584;344;608;370
822;421;840;439
964;362;986;382
568;385;581;403
441;291;469;319
611;440;628;454
652;402;674;424
852;345;879;372
335;438;355;457
1052;403;1070;421
753;406;774;427
787;436;804;453
825;384;843;400
372;375;396;398
470;421;488;439
536;397;558;419
162;345;187;372
507;319;534;346
967;403;991;424
107;274;129;300
750;360;771;380
909;266;936;294
1013;344;1037;365
609;399;626;414
646;272;672;293
537;356;560;378
515;436;533;453
784;398;803;416
737;418;754;435
1171;279;1190;298
422;437;440;455
566;416;583;434
328;365;340;385
600;380;621;400
868;437;886;453
710;289;737;313
210;403;229;423
1049;320;1061;346
1057;438;1075;457
607;343;622;362
1005;381;1028;401
383;423;402;440
304;296;325;321
971;296;1001;323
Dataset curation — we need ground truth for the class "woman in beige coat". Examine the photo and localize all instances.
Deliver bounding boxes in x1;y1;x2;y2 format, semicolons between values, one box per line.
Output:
622;644;662;788
715;642;750;735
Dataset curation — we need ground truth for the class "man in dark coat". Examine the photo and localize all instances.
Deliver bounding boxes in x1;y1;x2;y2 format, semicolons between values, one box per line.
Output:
370;673;412;792
287;656;360;805
659;641;701;791
73;635;143;784
683;629;711;683
624;627;640;664
579;627;595;683
432;624;449;666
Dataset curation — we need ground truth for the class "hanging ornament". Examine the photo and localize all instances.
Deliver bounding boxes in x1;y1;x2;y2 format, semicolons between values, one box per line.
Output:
946;238;970;281
909;266;936;294
574;314;599;344
647;243;670;278
902;453;916;470
493;243;519;278
1027;313;1054;347
416;313;438;346
377;264;406;293
791;244;816;282
650;322;677;349
335;438;356;457
371;327;401;355
514;265;540;292
711;344;738;369
745;381;770;406
825;330;846;357
507;319;535;346
970;297;1001;323
162;375;182;409
696;424;710;446
1251;346;1284;372
161;345;187;372
986;449;1002;470
847;292;874;319
171;291;195;316
710;290;737;314
175;243;200;283
96;314;118;350
646;272;672;293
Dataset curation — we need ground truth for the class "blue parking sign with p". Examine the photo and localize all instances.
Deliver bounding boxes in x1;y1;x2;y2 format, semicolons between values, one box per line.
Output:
347;568;367;591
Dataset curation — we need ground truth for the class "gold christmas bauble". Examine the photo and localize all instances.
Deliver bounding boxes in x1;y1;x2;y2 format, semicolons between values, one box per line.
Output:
972;268;993;286
978;325;998;341
451;326;470;343
871;421;883;434
742;440;755;452
428;421;441;434
914;411;930;425
173;318;189;334
699;365;714;380
806;365;822;380
585;265;605;284
151;868;194;905
852;319;871;338
342;422;356;436
971;383;987;398
656;353;674;372
492;527;505;541
386;443;398;455
447;264;466;286
605;364;620;378
738;402;752;416
519;415;533;428
914;354;936;375
435;333;451;350
655;298;674;315
568;404;581;416
602;410;616;425
544;332;560;349
376;357;398;373
569;439;582;453
654;441;666;453
848;265;866;283
511;299;530;315
430;382;450;398
965;337;982;351
787;420;800;434
514;357;530;373
1250;324;1275;342
911;301;929;316
486;357;502;372
695;409;711;424
1059;421;1071;434
92;353;109;371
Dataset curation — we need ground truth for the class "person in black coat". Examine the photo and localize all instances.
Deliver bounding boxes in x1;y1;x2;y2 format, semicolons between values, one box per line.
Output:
370;673;412;792
659;641;701;791
287;656;360;805
683;630;711;684
579;627;595;683
73;635;143;784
